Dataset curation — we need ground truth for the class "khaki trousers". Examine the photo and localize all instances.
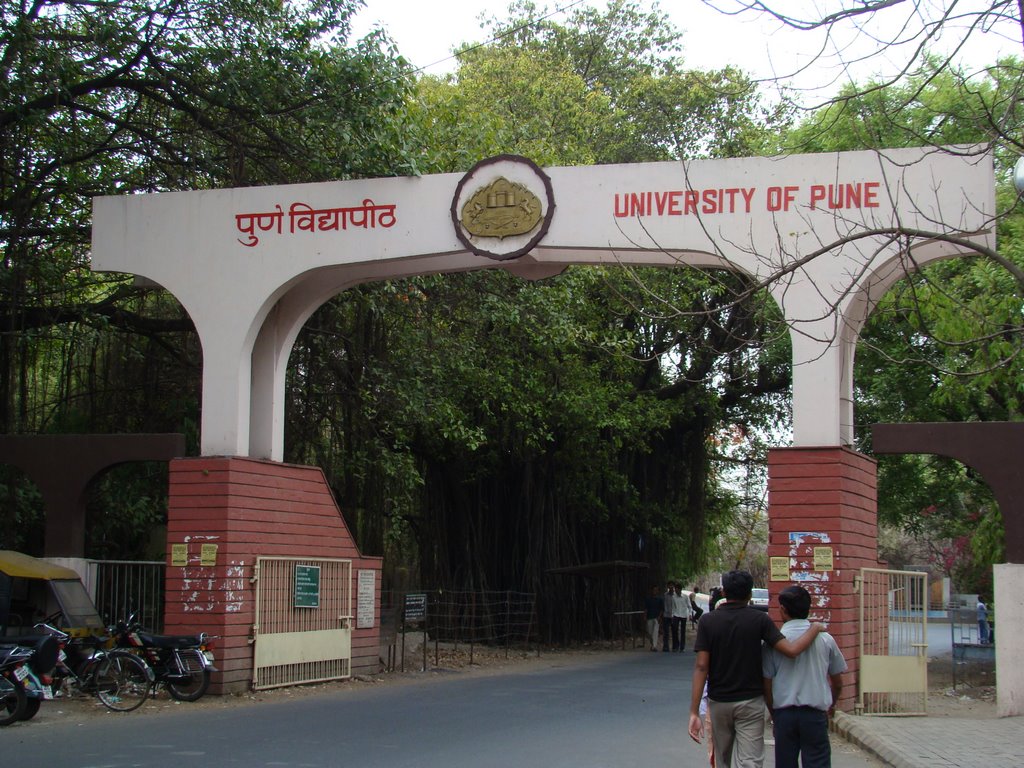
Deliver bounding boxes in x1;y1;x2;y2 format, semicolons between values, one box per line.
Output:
707;695;767;768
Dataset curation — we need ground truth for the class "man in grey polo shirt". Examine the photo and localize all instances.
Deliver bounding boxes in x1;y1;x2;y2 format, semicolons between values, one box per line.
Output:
762;585;847;768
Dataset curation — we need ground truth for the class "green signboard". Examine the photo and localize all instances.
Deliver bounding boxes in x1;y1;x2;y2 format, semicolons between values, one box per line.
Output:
294;564;321;608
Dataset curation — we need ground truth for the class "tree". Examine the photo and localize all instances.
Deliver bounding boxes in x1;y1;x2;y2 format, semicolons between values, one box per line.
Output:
275;2;799;644
410;0;786;168
0;0;416;552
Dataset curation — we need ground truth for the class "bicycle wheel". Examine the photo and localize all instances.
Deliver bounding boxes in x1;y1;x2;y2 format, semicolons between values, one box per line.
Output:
92;652;151;712
0;675;27;726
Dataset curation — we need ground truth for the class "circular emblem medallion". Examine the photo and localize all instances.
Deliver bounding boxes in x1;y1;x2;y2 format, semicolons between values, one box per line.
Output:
451;155;555;261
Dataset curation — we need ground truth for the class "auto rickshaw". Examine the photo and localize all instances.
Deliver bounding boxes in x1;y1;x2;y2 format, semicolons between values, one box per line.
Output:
0;550;105;638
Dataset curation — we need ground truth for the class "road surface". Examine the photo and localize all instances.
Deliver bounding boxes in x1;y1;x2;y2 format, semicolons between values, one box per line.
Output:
1;650;882;767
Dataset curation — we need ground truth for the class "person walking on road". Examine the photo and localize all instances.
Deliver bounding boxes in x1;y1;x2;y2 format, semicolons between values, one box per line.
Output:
690;586;704;630
977;597;990;644
645;584;664;651
672;583;690;651
688;570;822;768
762;585;847;768
663;581;677;652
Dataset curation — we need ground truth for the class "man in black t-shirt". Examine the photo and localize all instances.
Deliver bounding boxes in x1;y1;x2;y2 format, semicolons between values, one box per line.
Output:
687;571;821;767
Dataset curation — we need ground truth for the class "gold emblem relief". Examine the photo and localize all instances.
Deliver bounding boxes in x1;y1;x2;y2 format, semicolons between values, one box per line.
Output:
460;177;543;239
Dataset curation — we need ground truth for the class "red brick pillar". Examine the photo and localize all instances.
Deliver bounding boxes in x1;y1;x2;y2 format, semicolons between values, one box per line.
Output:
767;447;882;713
164;457;382;693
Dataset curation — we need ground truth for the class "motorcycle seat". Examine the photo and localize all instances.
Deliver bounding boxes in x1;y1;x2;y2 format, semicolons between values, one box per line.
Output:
0;635;59;673
136;631;202;649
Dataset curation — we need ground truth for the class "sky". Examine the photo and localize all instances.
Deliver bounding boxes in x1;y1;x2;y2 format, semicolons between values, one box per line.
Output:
349;1;780;75
349;0;1022;104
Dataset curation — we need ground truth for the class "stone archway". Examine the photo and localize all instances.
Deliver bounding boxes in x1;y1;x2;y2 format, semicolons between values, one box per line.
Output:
90;148;996;695
92;149;993;459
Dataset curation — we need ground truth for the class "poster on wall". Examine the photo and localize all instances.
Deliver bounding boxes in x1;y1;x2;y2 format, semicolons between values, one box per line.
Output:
813;547;834;572
357;570;376;629
171;543;188;566
200;543;218;566
770;557;790;582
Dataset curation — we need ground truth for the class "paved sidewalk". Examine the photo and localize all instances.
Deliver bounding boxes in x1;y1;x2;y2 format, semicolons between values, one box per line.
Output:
833;710;1024;768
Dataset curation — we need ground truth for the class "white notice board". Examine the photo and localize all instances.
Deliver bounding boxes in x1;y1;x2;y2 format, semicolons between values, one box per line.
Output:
357;569;376;629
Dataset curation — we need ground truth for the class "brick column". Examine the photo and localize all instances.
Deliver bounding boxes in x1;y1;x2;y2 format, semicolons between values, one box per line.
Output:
164;457;382;693
767;447;882;713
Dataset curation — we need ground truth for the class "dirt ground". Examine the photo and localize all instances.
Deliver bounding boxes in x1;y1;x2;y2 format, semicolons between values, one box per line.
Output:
924;651;997;718
27;643;997;725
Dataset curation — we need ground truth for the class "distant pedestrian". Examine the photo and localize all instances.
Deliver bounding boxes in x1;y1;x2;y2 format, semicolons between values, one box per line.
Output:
645;585;664;651
977;598;990;644
762;585;847;768
709;585;723;610
672;583;689;651
663;581;677;652
688;570;822;768
690;586;704;629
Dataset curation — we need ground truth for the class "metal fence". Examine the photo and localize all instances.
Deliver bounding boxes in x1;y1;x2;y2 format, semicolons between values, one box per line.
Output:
948;595;996;690
89;559;165;630
383;589;537;670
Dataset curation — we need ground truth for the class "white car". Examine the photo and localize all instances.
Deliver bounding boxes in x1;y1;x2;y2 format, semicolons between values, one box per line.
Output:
751;588;770;610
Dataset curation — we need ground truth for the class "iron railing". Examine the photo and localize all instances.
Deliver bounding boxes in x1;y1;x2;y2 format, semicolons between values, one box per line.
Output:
90;559;165;631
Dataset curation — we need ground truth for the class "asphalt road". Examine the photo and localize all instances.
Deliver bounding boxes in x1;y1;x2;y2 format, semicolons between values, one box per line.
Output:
0;650;882;767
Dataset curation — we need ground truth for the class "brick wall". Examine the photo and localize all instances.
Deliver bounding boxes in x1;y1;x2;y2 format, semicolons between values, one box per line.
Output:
164;457;382;693
767;446;883;712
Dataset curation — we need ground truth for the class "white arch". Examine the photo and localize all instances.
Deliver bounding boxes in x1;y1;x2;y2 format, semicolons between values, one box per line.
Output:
91;147;995;458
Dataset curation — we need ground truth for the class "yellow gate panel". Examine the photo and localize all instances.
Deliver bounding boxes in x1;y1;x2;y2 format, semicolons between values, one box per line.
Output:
255;628;352;667
860;654;927;694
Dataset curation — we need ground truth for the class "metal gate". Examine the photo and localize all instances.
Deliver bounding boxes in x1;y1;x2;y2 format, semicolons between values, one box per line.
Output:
90;559;165;630
857;567;928;715
252;556;353;690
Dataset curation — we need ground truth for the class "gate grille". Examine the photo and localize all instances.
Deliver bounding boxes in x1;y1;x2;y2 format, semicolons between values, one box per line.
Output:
91;560;165;630
252;557;352;690
858;567;928;715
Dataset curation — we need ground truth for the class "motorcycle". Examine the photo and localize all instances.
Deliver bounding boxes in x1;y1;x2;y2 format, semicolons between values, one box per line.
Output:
111;612;216;701
0;634;59;725
1;643;31;725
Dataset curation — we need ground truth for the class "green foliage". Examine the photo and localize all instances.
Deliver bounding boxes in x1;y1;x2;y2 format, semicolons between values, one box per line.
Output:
410;0;787;170
86;463;171;560
0;465;44;553
285;259;791;621
785;55;1022;154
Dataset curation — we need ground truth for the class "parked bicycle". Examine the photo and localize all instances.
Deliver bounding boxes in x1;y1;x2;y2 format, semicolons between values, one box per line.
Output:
34;622;152;713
